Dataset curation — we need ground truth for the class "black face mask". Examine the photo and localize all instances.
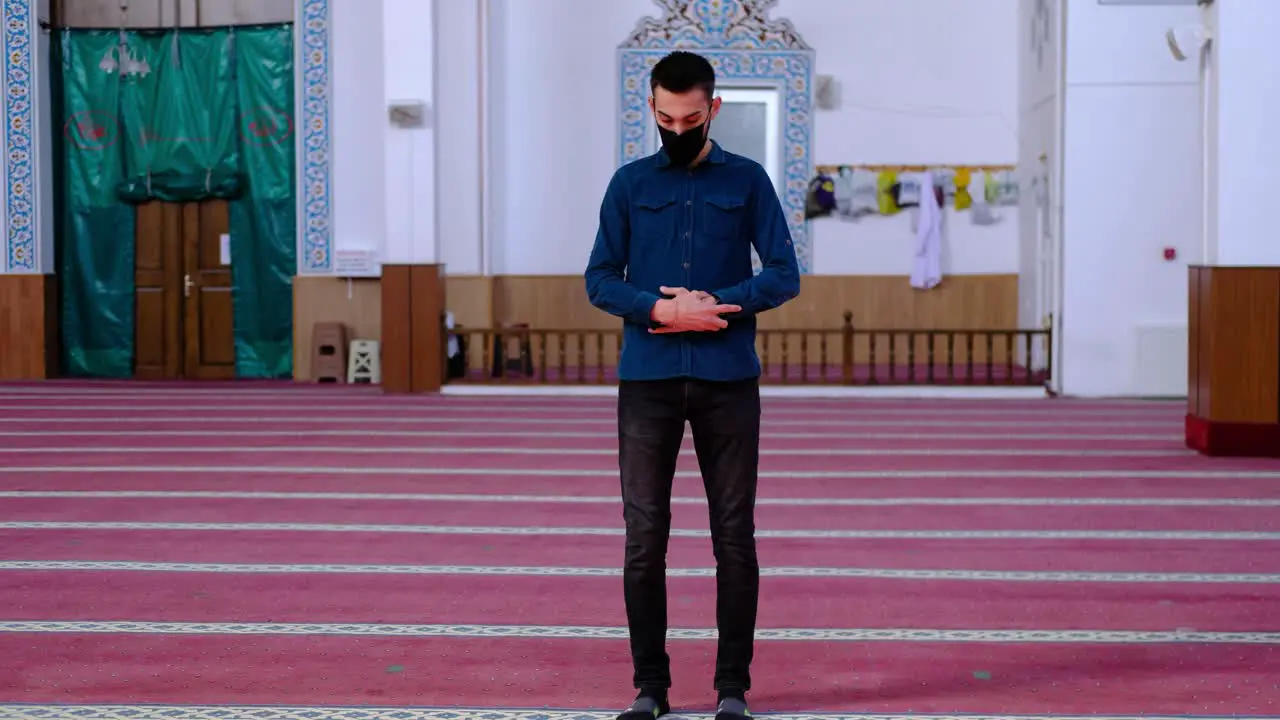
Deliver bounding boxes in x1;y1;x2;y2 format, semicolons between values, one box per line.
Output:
658;118;711;167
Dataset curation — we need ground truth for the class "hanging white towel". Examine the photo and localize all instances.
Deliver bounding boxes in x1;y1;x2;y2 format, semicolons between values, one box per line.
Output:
910;172;943;290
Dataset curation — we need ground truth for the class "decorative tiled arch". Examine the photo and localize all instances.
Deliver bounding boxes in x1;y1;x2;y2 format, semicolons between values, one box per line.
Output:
3;0;35;272
296;0;332;274
0;0;333;274
617;0;815;273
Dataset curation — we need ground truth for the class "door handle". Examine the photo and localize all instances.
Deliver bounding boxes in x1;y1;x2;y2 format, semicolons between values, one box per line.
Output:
184;274;193;298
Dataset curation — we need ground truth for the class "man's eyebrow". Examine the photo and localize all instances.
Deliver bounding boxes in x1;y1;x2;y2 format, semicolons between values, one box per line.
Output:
655;110;704;121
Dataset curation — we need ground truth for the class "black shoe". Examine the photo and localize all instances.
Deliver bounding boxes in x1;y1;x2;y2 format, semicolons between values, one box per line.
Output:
714;692;751;719
615;690;670;720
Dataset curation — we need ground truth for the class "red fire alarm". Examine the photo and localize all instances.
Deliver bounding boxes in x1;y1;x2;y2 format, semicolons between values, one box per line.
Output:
1163;247;1177;261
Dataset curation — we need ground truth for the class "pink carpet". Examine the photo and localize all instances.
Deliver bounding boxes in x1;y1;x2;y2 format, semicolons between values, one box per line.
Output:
0;382;1278;719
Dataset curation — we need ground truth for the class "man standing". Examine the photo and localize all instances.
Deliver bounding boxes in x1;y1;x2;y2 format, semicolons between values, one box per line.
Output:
584;50;801;720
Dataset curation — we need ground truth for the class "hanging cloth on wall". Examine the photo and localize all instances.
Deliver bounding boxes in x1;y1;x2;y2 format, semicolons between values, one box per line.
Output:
910;172;943;290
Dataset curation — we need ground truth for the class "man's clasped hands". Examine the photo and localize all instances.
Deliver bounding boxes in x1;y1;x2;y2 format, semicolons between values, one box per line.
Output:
649;286;742;334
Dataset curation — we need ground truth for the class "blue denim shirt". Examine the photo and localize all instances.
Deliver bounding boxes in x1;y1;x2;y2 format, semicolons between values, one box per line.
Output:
584;141;801;382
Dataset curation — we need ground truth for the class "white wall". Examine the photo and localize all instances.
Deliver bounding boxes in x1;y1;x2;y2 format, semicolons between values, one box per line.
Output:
1016;0;1060;336
488;0;649;275
792;0;1020;276
435;0;484;275
1059;0;1203;397
486;0;1020;276
1205;0;1280;267
331;0;437;266
382;0;436;264
330;0;387;261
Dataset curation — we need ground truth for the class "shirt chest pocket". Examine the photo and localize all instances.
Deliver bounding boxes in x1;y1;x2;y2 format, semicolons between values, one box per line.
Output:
702;195;747;242
633;194;678;243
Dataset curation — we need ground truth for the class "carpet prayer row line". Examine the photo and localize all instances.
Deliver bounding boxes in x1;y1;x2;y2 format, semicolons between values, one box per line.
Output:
0;387;1276;717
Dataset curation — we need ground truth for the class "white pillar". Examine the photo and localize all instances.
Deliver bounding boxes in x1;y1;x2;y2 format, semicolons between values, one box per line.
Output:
382;0;437;265
1203;0;1280;266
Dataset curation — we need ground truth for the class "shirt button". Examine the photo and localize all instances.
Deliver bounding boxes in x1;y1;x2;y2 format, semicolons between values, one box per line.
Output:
683;262;690;269
685;200;691;206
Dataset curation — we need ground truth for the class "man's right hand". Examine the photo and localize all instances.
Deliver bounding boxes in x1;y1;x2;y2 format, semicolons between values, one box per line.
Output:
650;286;741;333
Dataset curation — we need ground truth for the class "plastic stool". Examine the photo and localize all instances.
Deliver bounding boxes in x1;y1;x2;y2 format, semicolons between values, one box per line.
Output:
347;339;381;384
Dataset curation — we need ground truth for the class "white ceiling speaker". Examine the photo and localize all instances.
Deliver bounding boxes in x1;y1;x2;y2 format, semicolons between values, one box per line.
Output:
1166;23;1211;61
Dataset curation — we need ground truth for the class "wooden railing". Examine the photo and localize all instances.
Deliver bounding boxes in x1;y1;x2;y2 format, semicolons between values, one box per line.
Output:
444;312;1052;387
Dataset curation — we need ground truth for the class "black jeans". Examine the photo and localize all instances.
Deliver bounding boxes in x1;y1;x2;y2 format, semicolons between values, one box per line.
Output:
616;377;761;695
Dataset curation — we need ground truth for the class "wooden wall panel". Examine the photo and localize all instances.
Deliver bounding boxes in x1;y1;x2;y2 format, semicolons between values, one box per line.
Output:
292;277;382;382
0;274;58;380
487;274;1017;331
445;276;494;329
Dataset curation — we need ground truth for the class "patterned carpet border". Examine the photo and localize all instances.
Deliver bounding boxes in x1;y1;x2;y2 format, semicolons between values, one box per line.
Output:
0;708;1275;720
5;490;1278;508
1;622;1276;644
0;445;1193;457
4;466;1279;479
2;560;1277;584
4;521;1279;541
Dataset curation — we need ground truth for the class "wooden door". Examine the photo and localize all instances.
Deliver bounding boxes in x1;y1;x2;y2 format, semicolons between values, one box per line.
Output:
182;201;236;379
134;202;183;379
133;200;237;379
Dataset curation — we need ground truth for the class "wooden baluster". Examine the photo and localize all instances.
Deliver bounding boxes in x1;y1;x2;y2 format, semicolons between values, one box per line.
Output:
780;332;790;383
1005;331;1014;385
965;333;974;384
907;332;916;383
596;333;605;384
800;332;809;382
927;333;936;384
534;331;546;382
1044;327;1054;386
986;333;994;385
481;331;492;383
1023;331;1033;386
888;332;897;383
577;332;586;384
841;312;854;384
819;331;829;382
868;332;877;385
557;332;567;381
942;333;952;384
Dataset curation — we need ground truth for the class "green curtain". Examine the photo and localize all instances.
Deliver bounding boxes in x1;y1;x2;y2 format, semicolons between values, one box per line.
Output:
230;26;295;378
57;25;296;379
59;30;134;377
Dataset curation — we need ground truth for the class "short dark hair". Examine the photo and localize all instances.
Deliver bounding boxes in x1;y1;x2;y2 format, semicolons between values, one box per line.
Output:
649;51;716;101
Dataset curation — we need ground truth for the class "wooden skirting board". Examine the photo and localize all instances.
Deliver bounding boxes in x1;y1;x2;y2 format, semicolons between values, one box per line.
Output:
292;273;1019;382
